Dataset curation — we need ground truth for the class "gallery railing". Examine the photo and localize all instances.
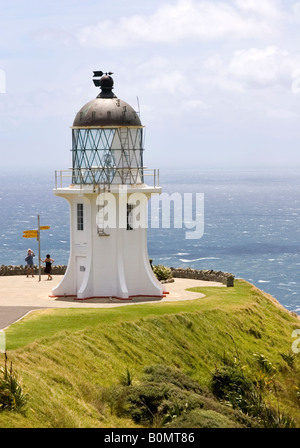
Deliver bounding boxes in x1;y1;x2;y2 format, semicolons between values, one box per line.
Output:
54;167;160;189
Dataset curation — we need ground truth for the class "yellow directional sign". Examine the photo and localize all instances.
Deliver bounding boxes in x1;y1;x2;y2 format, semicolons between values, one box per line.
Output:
23;226;49;234
22;225;49;239
23;229;38;239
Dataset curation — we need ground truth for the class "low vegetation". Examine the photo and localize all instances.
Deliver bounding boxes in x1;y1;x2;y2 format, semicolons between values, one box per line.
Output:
0;279;300;428
152;264;173;282
0;355;27;413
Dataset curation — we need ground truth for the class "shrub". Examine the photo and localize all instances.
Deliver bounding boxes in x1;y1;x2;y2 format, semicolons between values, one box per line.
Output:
253;353;276;375
211;365;253;404
169;409;239;428
125;382;204;426
0;358;27;413
152;265;173;282
210;363;295;428
252;353;276;392
110;365;205;426
119;368;134;386
279;352;295;368
143;365;202;394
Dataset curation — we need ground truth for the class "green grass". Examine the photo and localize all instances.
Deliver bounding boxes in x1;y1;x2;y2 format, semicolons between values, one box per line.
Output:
1;279;300;428
6;280;260;350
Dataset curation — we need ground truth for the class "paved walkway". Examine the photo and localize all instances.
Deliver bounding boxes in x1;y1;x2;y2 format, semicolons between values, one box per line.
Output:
0;275;224;329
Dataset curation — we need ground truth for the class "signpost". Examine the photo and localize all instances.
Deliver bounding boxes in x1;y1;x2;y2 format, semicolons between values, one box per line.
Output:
22;215;50;282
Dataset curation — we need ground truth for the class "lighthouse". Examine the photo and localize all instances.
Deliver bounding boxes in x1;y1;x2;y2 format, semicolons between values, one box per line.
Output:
52;71;164;300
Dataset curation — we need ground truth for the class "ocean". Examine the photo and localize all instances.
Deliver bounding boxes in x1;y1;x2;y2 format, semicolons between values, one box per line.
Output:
1;168;300;314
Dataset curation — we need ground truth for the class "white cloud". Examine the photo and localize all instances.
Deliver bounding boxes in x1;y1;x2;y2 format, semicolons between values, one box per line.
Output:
234;0;282;18
227;46;300;88
265;107;299;120
194;45;300;95
292;2;300;15
181;99;210;112
146;70;189;94
202;54;224;73
1;0;300;170
77;0;281;48
290;2;300;23
136;56;169;74
291;68;300;93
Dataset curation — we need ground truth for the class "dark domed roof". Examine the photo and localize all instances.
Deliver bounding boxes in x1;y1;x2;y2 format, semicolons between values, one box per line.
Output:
73;98;142;127
72;72;142;128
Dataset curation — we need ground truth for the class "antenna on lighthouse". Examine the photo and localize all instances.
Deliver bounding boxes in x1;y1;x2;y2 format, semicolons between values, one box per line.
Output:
136;96;141;117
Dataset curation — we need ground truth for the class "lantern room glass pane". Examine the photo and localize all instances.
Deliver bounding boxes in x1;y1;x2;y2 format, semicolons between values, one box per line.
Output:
71;128;144;185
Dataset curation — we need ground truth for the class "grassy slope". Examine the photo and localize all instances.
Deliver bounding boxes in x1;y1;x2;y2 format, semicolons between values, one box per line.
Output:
1;279;300;428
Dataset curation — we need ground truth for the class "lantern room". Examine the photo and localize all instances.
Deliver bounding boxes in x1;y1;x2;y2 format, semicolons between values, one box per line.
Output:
71;72;144;185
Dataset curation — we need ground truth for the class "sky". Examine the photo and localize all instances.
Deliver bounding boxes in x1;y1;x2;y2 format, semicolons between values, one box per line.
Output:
0;0;300;173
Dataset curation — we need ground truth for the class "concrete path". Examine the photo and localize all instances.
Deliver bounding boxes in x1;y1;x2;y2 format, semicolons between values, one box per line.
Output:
0;275;225;329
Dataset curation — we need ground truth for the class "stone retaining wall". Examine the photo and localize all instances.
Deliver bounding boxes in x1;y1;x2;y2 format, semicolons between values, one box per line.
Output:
170;267;234;287
0;265;67;276
0;264;234;286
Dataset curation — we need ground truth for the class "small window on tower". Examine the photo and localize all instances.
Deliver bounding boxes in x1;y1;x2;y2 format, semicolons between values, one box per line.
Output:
127;203;134;230
77;203;84;231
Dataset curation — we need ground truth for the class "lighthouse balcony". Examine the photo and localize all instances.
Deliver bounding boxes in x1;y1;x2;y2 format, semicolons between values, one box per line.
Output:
54;167;160;190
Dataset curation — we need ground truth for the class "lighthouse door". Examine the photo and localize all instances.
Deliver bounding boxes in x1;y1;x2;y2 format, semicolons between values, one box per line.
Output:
76;256;86;292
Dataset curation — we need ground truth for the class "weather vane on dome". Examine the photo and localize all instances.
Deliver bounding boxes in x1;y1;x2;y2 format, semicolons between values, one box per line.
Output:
92;71;114;87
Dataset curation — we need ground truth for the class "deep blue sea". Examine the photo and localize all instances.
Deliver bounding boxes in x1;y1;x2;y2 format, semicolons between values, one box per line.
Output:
1;168;300;314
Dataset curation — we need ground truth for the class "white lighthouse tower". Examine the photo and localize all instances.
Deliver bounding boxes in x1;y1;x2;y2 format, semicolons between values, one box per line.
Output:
52;71;164;300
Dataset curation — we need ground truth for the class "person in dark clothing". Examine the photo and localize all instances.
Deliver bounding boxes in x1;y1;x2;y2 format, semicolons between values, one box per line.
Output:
40;254;54;280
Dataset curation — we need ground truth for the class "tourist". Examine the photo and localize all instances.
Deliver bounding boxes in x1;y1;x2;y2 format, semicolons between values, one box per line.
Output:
40;254;54;280
25;249;35;278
